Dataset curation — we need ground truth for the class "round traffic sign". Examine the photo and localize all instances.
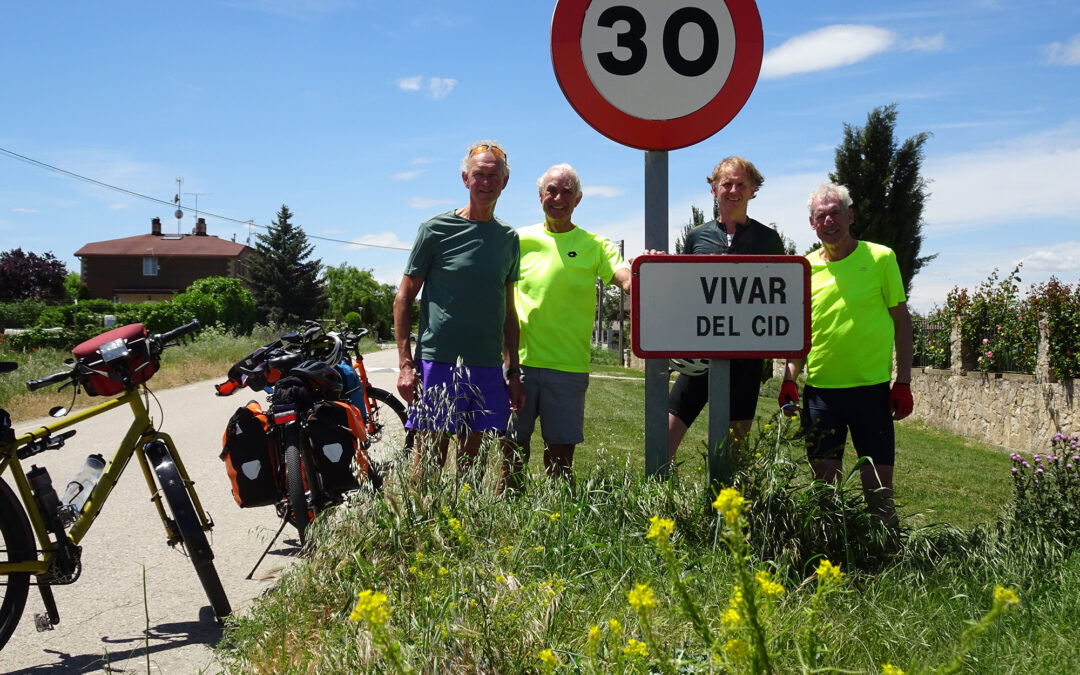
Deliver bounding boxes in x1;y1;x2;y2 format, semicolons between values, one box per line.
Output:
551;0;763;150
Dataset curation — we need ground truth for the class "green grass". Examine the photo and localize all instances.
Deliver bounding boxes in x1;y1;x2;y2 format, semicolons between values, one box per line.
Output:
213;364;1072;673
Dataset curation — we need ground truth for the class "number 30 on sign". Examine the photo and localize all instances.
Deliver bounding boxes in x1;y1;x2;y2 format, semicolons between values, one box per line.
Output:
551;0;762;150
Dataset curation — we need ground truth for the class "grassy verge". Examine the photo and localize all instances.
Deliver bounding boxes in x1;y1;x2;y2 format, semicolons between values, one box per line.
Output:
214;364;1067;673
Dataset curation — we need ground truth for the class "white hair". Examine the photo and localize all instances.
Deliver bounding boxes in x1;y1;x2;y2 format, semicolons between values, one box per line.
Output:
460;139;510;178
807;182;853;212
536;163;581;197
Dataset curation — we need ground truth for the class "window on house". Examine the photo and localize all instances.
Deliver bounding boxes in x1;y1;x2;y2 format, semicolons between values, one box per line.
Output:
143;256;159;276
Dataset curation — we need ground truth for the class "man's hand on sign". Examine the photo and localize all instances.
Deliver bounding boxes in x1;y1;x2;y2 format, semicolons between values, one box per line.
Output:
889;382;913;421
779;380;800;417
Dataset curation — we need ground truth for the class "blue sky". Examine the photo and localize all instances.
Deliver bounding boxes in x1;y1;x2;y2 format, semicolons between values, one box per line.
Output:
1;0;1078;313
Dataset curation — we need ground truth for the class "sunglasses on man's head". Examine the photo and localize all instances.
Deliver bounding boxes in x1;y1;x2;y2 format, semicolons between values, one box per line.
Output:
470;144;507;160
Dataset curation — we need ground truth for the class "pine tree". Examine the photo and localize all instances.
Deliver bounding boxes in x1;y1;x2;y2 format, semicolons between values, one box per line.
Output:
830;103;936;294
248;204;328;325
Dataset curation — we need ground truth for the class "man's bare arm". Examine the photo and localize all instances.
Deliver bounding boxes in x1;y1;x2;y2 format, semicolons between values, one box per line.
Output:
394;274;424;403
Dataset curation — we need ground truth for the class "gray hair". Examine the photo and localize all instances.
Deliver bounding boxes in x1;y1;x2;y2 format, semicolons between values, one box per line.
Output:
536;163;582;197
807;182;854;212
460;139;510;178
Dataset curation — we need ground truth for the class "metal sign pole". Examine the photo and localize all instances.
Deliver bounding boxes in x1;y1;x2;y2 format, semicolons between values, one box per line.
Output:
644;150;669;478
707;358;732;488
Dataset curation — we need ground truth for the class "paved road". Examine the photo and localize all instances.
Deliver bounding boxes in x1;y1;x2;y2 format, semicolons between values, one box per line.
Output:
3;347;401;673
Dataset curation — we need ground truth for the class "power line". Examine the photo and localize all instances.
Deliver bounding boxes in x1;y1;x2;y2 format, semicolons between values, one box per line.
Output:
0;145;411;252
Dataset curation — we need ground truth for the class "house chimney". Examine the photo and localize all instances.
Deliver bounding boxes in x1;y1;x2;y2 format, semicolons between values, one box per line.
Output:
195;217;207;236
151;217;162;236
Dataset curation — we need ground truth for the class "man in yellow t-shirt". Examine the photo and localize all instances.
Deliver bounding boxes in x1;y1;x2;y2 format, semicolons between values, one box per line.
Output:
779;183;913;529
501;163;631;492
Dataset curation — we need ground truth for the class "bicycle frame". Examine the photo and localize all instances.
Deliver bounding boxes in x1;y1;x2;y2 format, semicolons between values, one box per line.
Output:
0;387;212;578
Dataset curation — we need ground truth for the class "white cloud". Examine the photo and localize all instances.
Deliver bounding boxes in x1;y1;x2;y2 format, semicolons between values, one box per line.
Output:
760;25;895;79
12;207;38;214
1044;34;1080;66
393;170;423;181
903;32;946;52
428;77;457;100
397;76;422;91
345;232;412;251
1016;242;1080;274
923;123;1080;232
408;197;455;209
108;203;129;210
396;76;457;100
582;185;625;199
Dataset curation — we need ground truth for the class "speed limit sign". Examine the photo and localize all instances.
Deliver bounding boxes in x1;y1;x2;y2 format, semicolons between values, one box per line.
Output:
551;0;763;150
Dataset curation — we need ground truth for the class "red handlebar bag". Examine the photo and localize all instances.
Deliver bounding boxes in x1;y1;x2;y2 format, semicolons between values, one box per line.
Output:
71;323;159;396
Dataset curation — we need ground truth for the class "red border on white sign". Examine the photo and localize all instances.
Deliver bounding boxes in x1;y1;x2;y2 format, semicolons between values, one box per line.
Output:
551;0;763;151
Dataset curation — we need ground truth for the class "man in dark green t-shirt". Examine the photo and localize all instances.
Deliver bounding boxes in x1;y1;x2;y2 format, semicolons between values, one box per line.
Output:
393;141;525;479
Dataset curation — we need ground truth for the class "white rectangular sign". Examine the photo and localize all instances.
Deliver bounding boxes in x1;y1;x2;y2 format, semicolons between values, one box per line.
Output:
632;254;810;358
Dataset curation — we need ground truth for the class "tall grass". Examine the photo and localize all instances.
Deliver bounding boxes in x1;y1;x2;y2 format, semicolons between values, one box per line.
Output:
215;398;1079;673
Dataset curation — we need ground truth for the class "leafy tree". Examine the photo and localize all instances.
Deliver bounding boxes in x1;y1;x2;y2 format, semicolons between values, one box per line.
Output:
64;272;90;301
0;248;67;301
675;205;707;254
322;263;396;338
830;103;936;294
247;205;328;325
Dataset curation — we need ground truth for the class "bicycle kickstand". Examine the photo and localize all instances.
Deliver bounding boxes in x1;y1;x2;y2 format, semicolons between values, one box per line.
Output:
245;516;291;580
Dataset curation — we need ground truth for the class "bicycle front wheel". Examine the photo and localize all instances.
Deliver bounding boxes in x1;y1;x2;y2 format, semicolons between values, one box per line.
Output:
366;387;412;465
144;441;231;620
0;477;33;651
284;433;310;544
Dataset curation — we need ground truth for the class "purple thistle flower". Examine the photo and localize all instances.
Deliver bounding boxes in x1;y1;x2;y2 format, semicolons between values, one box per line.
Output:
1012;467;1019;475
1036;467;1044;474
1072;455;1080;462
1023;461;1031;468
1034;454;1042;463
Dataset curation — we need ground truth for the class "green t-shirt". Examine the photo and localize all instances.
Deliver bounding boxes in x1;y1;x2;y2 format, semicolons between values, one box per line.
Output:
806;241;906;388
515;223;627;373
404;211;519;367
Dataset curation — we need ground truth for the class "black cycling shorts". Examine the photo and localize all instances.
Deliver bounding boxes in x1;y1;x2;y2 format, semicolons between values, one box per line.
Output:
667;358;764;425
802;383;895;466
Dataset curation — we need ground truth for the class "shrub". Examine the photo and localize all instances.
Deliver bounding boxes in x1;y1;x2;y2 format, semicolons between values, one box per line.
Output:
0;299;48;329
947;266;1036;374
1028;278;1080;381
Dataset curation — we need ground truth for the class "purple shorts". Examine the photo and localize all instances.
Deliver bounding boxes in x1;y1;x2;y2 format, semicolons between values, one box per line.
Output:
406;360;511;434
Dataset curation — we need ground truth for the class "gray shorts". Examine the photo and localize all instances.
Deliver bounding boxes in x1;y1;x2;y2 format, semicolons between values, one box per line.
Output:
509;366;589;445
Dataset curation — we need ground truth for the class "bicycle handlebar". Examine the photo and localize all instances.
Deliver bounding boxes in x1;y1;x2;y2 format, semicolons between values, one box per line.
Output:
154;319;202;349
26;368;75;392
0;361;17;373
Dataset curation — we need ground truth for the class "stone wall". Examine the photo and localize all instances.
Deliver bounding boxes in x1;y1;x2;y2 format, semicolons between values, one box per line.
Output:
910;369;1079;452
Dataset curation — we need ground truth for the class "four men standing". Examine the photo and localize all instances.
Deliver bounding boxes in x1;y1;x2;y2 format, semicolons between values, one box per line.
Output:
393;141;914;530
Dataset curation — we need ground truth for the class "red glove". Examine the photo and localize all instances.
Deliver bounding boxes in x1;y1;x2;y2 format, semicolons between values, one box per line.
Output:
779;380;799;414
889;383;913;420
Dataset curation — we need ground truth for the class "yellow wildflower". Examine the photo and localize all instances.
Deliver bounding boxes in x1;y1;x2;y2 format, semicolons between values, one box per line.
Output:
755;570;785;598
993;585;1020;606
588;624;601;643
533;545;546;553
461;482;472;496
349;589;389;626
882;664;905;675
550;511;561;522
441;505;451;517
538;648;559;667
728;586;744;609
623;638;649;658
609;618;623;635
438;566;449;577
627;583;657;611
645;516;675;547
712;488;745;525
723;638;749;662
816;559;844;586
500;544;513;557
721;607;741;627
448;517;462;531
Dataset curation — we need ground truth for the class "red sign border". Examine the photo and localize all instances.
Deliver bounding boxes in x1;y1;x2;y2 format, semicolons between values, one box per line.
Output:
551;0;764;151
630;254;812;359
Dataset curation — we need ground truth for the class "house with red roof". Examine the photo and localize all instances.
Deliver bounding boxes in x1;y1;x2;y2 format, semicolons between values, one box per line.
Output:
74;217;256;302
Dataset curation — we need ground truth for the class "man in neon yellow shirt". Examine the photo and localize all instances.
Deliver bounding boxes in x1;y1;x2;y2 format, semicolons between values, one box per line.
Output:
501;163;631;492
779;183;913;529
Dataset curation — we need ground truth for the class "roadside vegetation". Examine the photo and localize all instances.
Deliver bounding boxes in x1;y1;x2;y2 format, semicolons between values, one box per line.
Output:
212;358;1076;673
